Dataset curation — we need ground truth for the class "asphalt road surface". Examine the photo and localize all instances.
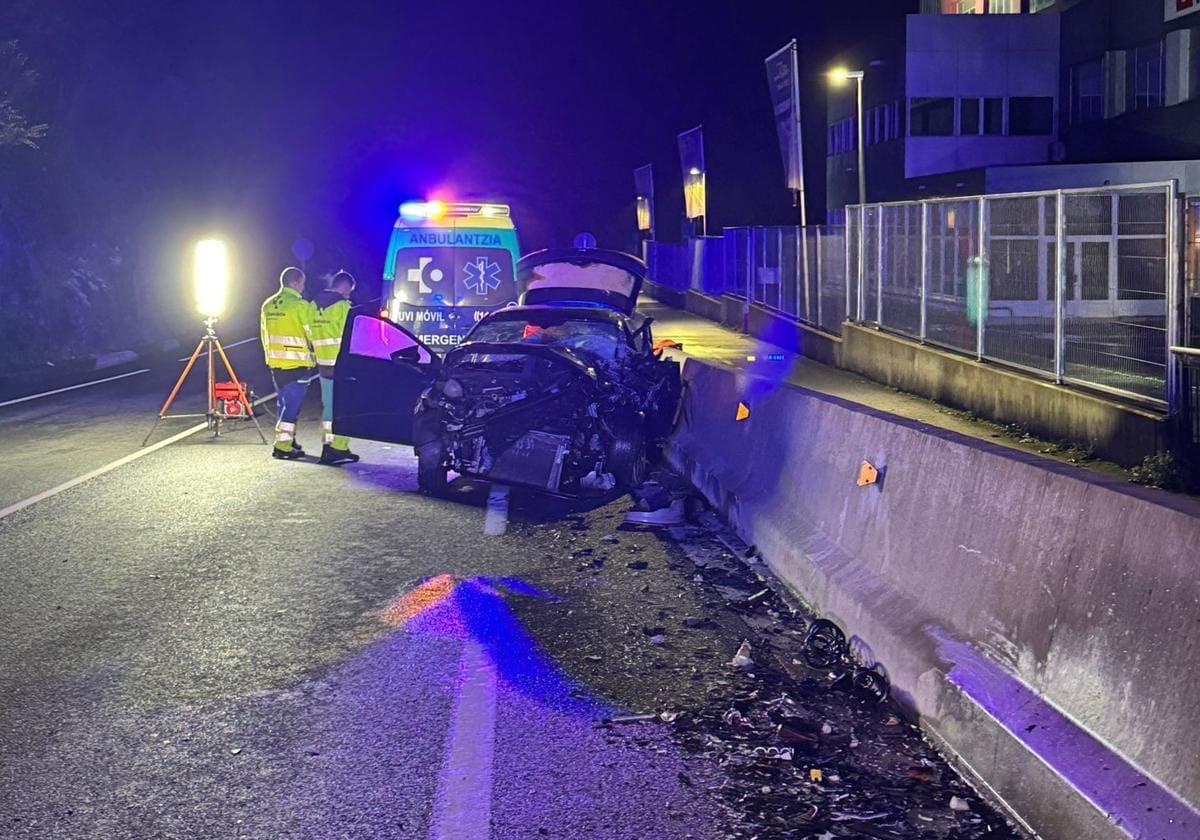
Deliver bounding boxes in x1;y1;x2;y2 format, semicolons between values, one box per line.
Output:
0;331;1023;839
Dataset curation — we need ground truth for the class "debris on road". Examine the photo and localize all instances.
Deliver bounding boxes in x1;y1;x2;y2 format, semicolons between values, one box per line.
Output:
729;641;754;669
506;475;1023;839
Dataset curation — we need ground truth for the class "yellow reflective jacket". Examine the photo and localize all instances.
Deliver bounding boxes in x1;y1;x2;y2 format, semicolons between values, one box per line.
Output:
309;290;351;367
260;286;315;370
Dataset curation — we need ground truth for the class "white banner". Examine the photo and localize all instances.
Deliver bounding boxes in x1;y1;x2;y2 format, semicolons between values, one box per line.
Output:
1166;0;1200;21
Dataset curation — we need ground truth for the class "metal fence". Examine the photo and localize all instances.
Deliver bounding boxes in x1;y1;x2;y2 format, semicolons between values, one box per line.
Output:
721;225;847;335
645;182;1181;408
849;183;1178;405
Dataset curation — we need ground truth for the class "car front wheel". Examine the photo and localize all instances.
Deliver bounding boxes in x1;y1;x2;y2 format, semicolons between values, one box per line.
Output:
416;441;450;496
607;417;648;490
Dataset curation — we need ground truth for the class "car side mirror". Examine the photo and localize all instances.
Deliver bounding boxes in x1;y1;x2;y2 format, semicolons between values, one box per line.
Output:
390;345;421;364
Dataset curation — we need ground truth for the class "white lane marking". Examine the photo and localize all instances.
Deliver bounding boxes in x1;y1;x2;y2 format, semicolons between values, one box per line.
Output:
483;484;509;536
429;639;498;840
176;335;257;362
0;368;151;409
0;393;275;523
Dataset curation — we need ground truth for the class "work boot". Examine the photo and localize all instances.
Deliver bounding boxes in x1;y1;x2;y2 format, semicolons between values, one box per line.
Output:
320;445;360;465
291;440;305;455
272;446;305;460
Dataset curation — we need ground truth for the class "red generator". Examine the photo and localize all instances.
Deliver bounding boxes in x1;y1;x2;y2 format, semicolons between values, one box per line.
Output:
213;380;252;418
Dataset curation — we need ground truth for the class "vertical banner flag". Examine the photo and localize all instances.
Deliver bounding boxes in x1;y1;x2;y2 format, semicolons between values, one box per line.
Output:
765;39;808;227
677;125;706;222
634;164;655;235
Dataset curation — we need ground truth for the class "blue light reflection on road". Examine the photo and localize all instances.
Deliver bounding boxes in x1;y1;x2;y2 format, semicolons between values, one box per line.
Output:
387;575;615;719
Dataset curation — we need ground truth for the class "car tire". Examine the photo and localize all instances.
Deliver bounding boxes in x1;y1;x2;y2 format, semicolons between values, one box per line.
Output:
416;442;450;496
607;418;647;489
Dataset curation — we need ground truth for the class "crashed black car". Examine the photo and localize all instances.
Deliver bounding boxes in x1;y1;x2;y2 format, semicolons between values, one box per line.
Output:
333;246;681;495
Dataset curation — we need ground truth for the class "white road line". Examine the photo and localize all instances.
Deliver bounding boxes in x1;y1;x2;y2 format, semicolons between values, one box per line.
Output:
0;393;276;523
429;639;498;840
483;484;509;536
176;336;256;362
0;368;151;409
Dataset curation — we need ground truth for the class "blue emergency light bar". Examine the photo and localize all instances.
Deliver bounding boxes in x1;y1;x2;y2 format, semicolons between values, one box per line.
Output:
398;201;511;222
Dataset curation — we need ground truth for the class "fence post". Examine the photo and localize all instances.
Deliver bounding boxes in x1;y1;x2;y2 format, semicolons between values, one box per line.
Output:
876;207;884;325
976;197;988;361
1167;182;1182;414
858;207;867;322
1054;190;1066;384
799;226;811;323
845;212;853;322
920;202;929;342
815;227;824;329
778;227;786;314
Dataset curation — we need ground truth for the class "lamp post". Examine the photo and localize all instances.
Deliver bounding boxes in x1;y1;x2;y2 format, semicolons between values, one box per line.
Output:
828;67;866;207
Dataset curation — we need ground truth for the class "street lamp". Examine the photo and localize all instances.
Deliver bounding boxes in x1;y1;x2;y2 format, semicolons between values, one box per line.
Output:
828;67;866;207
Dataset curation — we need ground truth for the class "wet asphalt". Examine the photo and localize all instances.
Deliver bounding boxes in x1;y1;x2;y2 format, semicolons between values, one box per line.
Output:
0;324;1027;839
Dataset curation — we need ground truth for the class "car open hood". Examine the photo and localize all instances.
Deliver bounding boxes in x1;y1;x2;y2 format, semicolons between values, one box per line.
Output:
516;248;647;315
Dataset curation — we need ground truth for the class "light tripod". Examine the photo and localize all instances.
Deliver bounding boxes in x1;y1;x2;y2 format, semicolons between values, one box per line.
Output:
142;316;267;446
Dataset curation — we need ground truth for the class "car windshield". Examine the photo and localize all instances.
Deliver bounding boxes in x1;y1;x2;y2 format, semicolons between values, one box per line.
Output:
467;318;625;361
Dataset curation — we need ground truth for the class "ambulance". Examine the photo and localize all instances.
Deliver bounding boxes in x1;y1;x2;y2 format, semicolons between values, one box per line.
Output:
381;200;521;347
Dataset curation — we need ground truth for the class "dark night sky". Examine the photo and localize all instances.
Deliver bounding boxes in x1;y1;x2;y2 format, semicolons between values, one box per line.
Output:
3;0;910;321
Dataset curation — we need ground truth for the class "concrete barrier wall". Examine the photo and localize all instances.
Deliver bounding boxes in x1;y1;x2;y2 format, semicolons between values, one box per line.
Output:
667;352;1200;840
840;323;1167;468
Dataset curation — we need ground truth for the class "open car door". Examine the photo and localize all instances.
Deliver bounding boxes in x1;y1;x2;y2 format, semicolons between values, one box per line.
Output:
333;312;442;445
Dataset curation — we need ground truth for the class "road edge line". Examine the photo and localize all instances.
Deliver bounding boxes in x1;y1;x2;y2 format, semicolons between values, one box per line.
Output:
0;368;152;409
0;393;276;522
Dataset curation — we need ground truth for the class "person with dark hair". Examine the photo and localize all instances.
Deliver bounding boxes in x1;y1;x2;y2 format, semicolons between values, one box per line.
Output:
260;266;315;459
309;269;360;465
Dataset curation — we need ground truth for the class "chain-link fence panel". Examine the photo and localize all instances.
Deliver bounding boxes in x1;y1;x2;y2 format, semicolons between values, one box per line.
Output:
1061;187;1169;402
923;199;981;355
981;194;1057;375
879;203;923;338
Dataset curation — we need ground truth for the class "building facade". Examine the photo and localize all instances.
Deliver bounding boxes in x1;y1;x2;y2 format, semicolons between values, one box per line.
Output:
826;0;1200;218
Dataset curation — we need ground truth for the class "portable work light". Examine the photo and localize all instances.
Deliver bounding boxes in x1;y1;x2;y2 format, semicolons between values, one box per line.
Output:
194;239;229;318
143;237;266;446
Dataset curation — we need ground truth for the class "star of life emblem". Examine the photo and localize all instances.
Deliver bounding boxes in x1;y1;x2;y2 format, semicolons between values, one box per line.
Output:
462;257;502;296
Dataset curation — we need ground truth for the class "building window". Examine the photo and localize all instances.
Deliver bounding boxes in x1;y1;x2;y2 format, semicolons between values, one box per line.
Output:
1132;40;1165;110
988;0;1021;12
1009;97;1053;135
983;97;1005;134
954;0;979;12
960;98;981;134
1030;0;1055;10
1070;59;1104;123
910;97;955;136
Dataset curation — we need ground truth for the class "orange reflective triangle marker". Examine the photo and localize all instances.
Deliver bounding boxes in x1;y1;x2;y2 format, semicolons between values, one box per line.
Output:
857;461;878;487
736;402;751;422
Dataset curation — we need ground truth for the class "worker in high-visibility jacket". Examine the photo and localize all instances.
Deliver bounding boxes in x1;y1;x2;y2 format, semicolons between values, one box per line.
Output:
309;269;360;465
260;266;316;460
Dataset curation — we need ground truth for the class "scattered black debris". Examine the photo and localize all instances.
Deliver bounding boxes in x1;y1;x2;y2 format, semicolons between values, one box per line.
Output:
802;620;847;670
616;519;1025;840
